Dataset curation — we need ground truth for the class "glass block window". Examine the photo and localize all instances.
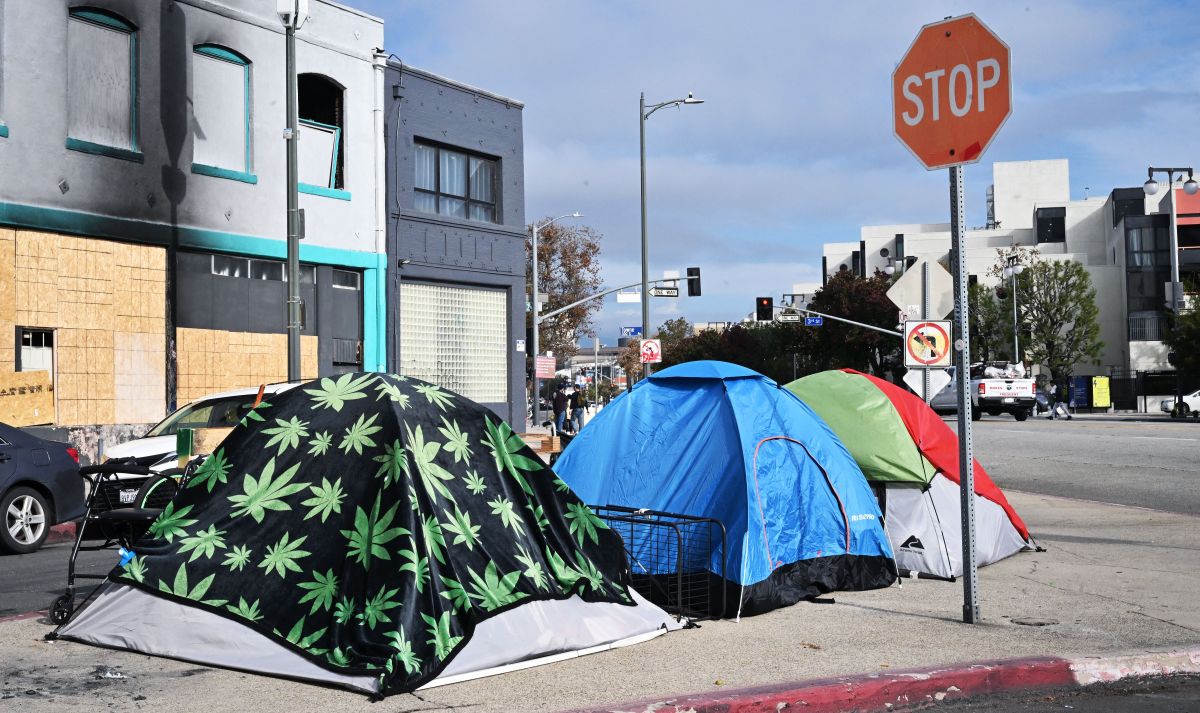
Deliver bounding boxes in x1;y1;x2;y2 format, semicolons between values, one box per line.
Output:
399;282;507;403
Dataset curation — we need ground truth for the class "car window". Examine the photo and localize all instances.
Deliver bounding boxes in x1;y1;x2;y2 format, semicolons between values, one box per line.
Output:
145;396;256;437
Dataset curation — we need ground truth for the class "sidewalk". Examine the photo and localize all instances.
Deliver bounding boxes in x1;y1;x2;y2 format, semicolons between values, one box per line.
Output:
3;489;1197;712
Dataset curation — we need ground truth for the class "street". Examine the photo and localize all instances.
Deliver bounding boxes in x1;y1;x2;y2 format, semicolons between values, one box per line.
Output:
921;675;1200;711
965;418;1200;515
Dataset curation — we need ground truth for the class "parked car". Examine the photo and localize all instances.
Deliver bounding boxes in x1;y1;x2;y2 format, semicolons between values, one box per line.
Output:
1160;389;1200;419
927;364;1036;420
0;422;82;554
97;383;299;511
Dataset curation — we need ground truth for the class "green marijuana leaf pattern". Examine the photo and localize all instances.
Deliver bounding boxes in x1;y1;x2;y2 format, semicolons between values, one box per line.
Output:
222;544;252;571
178;524;227;562
483;417;543;495
405;424;456;503
301;478;346;522
297;569;340;615
414;383;455;411
467;562;527;611
488;497;522;533
358;586;402;630
228;457;307;523
463;469;487;495
440;506;481;550
374;380;411;409
304;373;373;411
307;430;333;456
421;611;463;661
340;413;382;455
437;417;472;463
385;627;422;675
259;532;311;578
263;416;309;455
373;439;408;486
188;448;232;492
342;494;410;570
565;502;608;546
228;597;264;622
147;501;197;543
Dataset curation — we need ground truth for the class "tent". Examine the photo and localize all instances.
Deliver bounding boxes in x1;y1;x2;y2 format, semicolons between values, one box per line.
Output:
554;361;896;617
786;369;1032;579
56;373;676;696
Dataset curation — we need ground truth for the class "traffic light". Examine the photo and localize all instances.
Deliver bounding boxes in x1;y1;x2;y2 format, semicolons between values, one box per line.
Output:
755;296;773;322
686;267;701;297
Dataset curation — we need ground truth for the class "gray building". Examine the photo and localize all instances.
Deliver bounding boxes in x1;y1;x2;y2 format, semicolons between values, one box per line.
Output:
384;62;527;426
0;0;386;439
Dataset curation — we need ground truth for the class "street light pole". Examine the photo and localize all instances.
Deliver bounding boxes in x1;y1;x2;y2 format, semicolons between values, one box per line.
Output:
1143;166;1198;314
531;212;582;427
278;0;308;383
639;90;703;379
1003;254;1024;363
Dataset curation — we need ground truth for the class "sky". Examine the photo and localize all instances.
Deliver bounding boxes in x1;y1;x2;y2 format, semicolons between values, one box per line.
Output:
354;0;1200;348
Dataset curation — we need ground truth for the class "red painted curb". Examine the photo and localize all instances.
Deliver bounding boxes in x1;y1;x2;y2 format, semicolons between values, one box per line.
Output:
569;657;1076;713
47;522;76;544
0;610;47;625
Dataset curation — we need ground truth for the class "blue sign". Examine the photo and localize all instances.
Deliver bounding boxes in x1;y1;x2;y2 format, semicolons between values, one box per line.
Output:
804;316;824;327
620;326;643;337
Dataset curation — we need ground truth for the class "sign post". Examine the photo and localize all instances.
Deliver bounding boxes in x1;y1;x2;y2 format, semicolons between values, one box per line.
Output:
893;13;1011;625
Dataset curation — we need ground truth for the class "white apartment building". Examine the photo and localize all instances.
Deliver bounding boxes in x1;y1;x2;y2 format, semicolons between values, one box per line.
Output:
822;159;1199;377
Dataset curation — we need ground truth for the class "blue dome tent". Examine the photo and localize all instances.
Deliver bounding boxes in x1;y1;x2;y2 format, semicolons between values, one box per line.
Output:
555;361;896;617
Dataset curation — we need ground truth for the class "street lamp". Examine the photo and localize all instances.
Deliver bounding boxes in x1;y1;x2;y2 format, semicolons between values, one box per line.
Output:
1144;166;1197;314
277;0;309;382
531;212;582;427
1002;254;1025;363
640;90;704;378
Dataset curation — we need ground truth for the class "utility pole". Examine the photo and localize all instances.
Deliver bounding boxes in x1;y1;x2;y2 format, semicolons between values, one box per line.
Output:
279;0;308;382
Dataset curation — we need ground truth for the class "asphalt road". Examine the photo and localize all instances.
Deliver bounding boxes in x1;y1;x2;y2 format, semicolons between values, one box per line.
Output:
962;417;1200;515
919;674;1200;711
0;541;111;618
2;418;1196;618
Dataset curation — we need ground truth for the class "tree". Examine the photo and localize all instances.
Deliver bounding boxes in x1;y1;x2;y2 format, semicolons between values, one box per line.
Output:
526;220;603;362
968;282;1008;363
655;317;693;349
1163;280;1200;379
1018;260;1103;384
806;270;902;375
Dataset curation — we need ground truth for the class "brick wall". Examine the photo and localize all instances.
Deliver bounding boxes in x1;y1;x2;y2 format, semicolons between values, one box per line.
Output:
177;328;317;405
0;228;167;426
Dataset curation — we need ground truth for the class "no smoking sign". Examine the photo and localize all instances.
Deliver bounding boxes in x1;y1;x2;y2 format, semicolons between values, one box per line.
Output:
639;338;662;364
904;320;952;368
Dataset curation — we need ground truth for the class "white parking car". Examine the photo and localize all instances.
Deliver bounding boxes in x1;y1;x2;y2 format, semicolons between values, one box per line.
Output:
1160;389;1200;418
95;383;299;510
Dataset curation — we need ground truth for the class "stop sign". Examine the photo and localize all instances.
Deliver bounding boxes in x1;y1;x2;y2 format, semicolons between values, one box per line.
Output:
892;14;1011;170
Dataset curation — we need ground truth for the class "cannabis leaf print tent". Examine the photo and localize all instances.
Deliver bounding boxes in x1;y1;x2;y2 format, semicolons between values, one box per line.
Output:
57;373;676;696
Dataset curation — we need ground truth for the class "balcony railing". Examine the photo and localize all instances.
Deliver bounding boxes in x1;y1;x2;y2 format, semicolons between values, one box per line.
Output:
1128;313;1168;341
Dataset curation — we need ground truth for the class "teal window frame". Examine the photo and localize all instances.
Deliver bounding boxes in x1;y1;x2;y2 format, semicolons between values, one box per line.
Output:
0;124;8;139
190;44;255;184
297;118;350;200
65;7;140;161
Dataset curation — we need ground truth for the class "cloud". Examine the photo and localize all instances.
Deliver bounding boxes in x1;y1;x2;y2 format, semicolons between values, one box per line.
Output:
359;0;1199;332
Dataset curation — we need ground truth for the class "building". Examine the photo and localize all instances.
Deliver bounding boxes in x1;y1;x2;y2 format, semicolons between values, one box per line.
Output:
821;159;1195;376
384;61;527;425
0;0;385;451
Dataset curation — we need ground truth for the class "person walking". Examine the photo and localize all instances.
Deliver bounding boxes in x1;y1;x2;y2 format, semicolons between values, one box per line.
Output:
569;388;585;434
552;385;568;434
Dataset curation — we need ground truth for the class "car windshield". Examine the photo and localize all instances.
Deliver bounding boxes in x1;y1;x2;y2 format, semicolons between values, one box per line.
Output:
145;395;259;437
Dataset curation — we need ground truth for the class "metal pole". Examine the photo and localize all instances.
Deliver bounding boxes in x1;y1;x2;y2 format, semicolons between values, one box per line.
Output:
532;222;541;426
950;165;980;624
285;20;301;382
922;260;931;404
639;92;652;378
1012;268;1019;362
594;337;600;404
1168;170;1182;310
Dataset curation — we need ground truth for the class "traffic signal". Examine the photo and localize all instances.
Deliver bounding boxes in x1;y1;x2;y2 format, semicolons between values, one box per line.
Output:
755;296;773;322
686;267;701;297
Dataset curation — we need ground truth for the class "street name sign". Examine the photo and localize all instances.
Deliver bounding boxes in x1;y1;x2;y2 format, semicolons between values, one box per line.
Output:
892;14;1011;170
886;258;955;319
639;339;662;364
804;316;824;327
903;367;952;400
620;326;643;338
649;287;679;298
904;320;952;368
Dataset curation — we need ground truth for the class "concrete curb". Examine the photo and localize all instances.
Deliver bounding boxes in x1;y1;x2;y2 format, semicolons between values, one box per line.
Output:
569;646;1200;713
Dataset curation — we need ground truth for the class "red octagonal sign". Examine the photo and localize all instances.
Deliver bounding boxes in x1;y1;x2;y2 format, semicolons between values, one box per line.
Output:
892;14;1011;170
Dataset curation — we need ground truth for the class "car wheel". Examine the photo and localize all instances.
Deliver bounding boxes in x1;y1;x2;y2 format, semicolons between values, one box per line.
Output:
1;486;51;555
971;407;982;421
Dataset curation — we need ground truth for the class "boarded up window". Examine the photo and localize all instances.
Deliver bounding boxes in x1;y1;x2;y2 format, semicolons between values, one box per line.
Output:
67;10;135;149
192;46;249;172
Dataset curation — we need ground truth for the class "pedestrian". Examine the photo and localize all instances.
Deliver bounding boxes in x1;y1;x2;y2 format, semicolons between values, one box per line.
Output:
552;385;568;434
570;388;585;433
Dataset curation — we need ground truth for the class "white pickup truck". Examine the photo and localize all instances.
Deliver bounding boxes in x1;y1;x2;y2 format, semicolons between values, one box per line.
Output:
929;363;1037;421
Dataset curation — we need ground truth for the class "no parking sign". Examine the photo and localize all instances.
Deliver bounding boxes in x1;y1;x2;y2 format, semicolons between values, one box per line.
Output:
904;320;952;368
